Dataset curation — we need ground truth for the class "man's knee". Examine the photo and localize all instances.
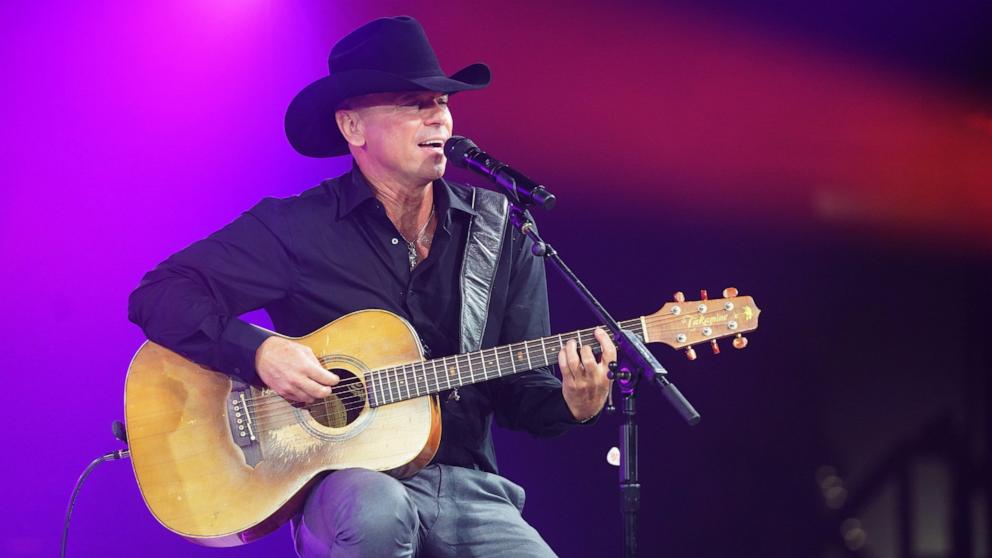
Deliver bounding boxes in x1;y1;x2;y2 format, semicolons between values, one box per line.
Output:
303;468;418;543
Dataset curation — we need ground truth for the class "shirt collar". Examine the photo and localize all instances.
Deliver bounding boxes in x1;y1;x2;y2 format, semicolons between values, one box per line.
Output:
336;162;478;221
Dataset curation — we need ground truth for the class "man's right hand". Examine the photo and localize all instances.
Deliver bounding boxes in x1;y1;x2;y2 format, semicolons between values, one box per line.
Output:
255;336;340;403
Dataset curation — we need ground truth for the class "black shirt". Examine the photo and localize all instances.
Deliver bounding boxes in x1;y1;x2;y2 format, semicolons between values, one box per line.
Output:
128;166;580;473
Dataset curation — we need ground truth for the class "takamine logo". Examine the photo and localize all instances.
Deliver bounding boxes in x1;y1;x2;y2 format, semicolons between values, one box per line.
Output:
682;313;729;328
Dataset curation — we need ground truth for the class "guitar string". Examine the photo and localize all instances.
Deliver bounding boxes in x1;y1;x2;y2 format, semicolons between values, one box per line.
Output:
240;318;628;400
235;311;752;425
243;336;608;419
247;302;743;413
244;323;620;408
237;307;722;409
250;339;604;416
247;333;612;432
218;308;749;423
241;319;642;414
126;309;735;437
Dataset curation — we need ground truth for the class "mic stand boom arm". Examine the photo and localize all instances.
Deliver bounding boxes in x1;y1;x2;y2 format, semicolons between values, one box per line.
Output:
507;202;699;558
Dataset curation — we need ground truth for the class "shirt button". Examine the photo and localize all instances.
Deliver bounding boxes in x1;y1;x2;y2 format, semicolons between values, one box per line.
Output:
391;237;399;245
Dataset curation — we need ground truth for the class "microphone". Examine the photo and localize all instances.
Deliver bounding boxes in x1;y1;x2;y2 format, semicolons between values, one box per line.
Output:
444;136;556;210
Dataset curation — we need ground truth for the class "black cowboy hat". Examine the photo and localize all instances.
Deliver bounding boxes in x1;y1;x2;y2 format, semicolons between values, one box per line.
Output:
285;16;491;158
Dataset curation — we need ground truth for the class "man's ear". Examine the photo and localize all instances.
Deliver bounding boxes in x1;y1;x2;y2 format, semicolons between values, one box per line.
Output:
335;109;365;147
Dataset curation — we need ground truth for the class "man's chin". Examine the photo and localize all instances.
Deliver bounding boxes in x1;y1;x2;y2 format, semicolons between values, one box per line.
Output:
423;160;447;181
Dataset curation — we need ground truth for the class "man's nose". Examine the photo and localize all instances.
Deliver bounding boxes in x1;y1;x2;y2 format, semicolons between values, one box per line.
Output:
423;101;450;126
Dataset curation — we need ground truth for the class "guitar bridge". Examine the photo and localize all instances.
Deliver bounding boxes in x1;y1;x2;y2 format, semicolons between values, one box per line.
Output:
227;381;262;468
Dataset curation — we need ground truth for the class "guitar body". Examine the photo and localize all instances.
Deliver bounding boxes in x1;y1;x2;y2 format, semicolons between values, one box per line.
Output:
124;309;441;546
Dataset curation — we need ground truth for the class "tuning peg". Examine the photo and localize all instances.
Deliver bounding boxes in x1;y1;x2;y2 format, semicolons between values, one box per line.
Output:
673;291;685;303
722;287;738;298
732;334;748;349
710;339;720;354
700;289;708;300
685;346;697;360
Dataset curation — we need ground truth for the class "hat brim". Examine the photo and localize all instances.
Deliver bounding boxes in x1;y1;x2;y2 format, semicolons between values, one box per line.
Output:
285;63;491;158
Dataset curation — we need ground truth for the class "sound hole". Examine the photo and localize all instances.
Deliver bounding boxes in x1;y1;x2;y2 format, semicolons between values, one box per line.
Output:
309;368;366;428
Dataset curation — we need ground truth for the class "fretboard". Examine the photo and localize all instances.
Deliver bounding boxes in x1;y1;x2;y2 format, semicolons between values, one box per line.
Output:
364;318;644;407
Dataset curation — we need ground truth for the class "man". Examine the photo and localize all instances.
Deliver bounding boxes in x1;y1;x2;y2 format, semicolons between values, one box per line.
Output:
129;16;614;557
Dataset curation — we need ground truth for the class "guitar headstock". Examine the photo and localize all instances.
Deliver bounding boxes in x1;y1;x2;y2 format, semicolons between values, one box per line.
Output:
642;287;761;359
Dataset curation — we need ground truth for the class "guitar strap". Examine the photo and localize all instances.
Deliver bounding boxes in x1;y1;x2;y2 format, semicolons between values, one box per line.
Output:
458;187;509;354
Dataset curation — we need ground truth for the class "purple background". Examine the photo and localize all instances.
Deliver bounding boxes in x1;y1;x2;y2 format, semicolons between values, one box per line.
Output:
2;1;990;556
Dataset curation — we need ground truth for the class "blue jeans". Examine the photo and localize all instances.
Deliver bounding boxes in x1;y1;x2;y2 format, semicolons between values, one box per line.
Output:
293;464;557;557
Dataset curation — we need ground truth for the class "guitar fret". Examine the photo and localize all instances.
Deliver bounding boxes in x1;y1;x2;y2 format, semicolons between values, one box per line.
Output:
364;373;373;407
370;372;380;407
443;357;454;389
524;340;533;370
538;337;547;369
466;354;477;382
386;368;396;404
509;343;521;372
494;348;502;377
431;360;439;394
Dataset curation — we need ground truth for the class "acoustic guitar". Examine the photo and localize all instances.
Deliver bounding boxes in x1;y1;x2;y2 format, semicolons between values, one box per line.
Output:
124;289;760;546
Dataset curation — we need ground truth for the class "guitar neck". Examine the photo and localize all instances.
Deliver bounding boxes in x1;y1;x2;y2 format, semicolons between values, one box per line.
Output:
365;318;644;407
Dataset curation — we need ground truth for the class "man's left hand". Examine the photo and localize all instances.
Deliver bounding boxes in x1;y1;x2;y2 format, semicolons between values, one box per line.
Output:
558;327;616;422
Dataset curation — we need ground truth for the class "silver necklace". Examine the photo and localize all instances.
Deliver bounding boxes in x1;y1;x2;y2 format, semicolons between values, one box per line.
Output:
401;204;435;270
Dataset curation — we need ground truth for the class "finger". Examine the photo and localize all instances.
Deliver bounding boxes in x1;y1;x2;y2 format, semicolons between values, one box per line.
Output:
595;327;617;368
281;387;310;404
558;342;576;383
303;362;340;386
297;376;333;400
299;345;340;385
579;344;596;376
564;340;583;378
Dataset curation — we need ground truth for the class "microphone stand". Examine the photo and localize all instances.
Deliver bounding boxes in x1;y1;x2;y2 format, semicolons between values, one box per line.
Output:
506;197;700;558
